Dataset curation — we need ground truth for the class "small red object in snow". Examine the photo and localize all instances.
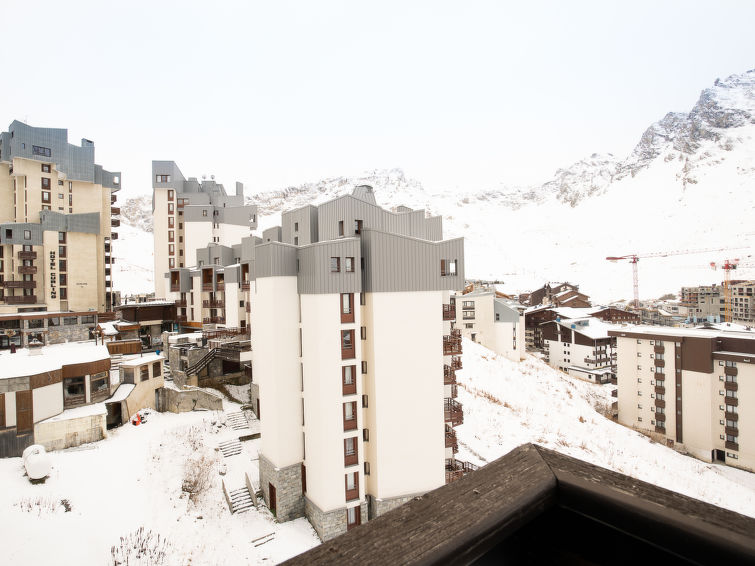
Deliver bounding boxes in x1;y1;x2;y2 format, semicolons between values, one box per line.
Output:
131;413;142;426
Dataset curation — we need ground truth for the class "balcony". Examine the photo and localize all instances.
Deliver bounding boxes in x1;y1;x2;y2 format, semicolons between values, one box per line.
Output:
216;281;225;291
110;206;121;215
725;381;738;392
111;195;117;204
445;458;478;484
655;425;666;434
725;411;738;421
444;398;463;426
245;302;251;313
202;283;213;292
443;334;462;356
654;384;665;394
611;389;617;398
447;383;458;399
442;304;456;321
170;283;180;292
655;412;666;422
610;376;617;385
241;281;250;291
444;365;457;385
654;359;665;367
17;266;37;275
3;280;36;289
725;440;739;451
202;300;224;308
654;399;665;409
445;427;458;453
450;356;462;370
5;295;37;304
584;355;611;365
175;299;187;307
724;366;738;376
176;315;187;323
654;345;665;354
111;232;118;240
111;218;120;227
725;426;739;437
17;251;36;260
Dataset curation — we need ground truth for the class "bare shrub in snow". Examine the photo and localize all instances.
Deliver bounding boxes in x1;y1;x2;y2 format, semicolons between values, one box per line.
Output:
110;527;173;565
578;416;586;423
15;497;72;515
182;454;215;502
593;400;614;419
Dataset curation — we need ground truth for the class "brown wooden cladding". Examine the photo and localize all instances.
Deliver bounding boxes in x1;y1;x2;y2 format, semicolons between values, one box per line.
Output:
30;370;62;389
725;440;739;451
0;393;4;427
655;412;666;422
718;337;755;356
106;340;142;355
116;304;176;322
724;381;738;391
725;411;738;421
62;358;110;378
724;366;738;376
675;342;683;444
654;359;665;367
15;390;33;433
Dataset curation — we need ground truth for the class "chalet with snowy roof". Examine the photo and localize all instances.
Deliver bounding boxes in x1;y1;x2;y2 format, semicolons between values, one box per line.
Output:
455;288;524;362
524;305;636;351
0;342;164;457
540;316;618;384
526;282;591;308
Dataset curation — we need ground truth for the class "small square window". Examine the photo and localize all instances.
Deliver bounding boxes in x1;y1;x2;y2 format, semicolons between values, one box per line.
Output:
330;257;340;272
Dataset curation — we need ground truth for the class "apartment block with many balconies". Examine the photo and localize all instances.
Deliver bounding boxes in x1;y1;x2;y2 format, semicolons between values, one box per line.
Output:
250;185;465;540
0;120;121;315
152;161;257;297
610;326;754;472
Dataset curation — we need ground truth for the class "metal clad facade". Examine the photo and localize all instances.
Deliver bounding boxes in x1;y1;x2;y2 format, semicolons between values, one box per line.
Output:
255;242;297;278
361;230;464;293
262;226;282;243
297;239;361;294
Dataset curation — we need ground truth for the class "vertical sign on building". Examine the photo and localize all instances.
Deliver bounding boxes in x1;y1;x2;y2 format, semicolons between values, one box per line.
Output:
50;250;56;299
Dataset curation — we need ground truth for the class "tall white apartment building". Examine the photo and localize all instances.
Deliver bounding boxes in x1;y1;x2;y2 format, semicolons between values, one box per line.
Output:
250;186;465;540
455;288;525;362
0;120;121;314
610;326;754;472
152;161;257;297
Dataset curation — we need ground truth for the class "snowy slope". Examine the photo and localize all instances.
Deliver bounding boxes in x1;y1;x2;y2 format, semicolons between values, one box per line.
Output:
118;69;755;302
455;339;755;517
0;402;319;565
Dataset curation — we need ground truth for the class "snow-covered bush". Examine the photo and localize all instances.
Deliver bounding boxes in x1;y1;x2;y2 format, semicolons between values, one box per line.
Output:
181;454;215;503
110;527;173;565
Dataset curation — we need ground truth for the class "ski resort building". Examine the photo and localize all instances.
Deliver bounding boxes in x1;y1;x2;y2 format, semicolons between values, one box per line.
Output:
250;186;466;540
525;282;591;308
540;317;618;383
0;120;121;314
610;326;755;472
454;287;525;362
151;161;257;297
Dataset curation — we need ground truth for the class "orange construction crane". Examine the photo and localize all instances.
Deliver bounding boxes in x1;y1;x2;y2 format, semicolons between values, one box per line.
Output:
710;259;755;322
606;246;744;309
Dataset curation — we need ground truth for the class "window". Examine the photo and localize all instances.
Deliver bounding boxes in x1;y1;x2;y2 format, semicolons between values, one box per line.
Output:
342;330;355;358
152;362;161;377
637;339;642;344
726;390;738;399
90;372;109;398
59;246;66;257
338;220;344;237
354;219;363;234
294;222;299;232
42;164;51;173
168;203;174;214
81;315;95;324
360;326;366;340
41;177;51;189
361;361;367;374
169;244;175;255
345;471;359;500
363;429;369;442
58;231;66;243
330;257;340;272
343;365;356;395
360;292;366;306
202;209;207;217
64;316;77;325
59;260;67;271
140;366;149;382
294;237;298;246
63;377;85;406
345;257;354;272
168;189;174;200
346;506;360;529
156;174;171;183
24;230;31;239
169;230;174;242
343;401;357;431
726;404;738;414
362;394;368;408
364;462;370;476
33;145;51;157
59;274;67;286
168;217;175;228
169;258;175;269
465;323;473;329
344;437;358;466
42;191;51;203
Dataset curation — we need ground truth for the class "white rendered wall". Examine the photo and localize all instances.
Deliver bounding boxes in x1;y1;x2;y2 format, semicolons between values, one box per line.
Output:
153;188;169;296
32;382;64;422
301;293;363;512
364;291;445;500
5;393;16;427
184;221;213;267
225;283;240;328
217;223;251;247
253;276;303;468
680;370;715;461
616;337;639;429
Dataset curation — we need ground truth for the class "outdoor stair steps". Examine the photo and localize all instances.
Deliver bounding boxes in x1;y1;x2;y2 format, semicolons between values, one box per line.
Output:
228;487;254;514
218;439;243;457
184;348;217;376
110;354;123;371
226;411;250;431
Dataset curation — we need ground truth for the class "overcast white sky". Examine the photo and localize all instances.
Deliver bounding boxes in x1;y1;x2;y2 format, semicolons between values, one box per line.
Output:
2;0;754;198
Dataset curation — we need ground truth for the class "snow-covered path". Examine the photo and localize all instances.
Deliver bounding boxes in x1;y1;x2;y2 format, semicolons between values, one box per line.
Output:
455;338;755;518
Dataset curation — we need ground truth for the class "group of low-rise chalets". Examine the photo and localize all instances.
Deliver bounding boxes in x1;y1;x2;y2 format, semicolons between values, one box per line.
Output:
0;341;165;458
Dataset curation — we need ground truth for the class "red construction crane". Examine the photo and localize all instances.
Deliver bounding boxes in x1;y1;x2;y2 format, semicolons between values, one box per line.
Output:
606;246;743;309
710;259;755;323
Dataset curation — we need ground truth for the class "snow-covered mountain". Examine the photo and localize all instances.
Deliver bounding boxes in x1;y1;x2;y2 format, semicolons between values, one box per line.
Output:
117;69;755;301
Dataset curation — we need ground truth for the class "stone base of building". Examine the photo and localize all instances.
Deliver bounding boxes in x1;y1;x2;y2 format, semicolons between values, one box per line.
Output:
34;412;106;452
367;493;418;520
250;383;260;417
304;497;368;541
259;454;304;521
157;386;223;413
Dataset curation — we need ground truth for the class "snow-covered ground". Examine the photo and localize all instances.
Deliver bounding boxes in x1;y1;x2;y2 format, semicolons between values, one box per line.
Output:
0;401;319;565
455;338;755;517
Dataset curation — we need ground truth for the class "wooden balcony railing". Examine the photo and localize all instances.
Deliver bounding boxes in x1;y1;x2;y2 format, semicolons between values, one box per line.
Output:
444;398;463;426
450;356;462;370
202;300;224;308
176;315;187;323
444;365;456;385
445;458;478;483
443;336;462;356
241;281;250;291
724;366;738;376
725;440;739;451
201;283;213;291
445;427;458;453
245;302;251;313
17;251;36;260
111;218;121;227
3;280;36;289
442;304;456;321
175;299;187;307
170;283;180;292
5;295;37;304
216;281;225;291
18;266;37;275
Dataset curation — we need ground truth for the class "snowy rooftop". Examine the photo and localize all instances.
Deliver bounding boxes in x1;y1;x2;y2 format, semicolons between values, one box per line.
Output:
119;353;164;368
553;317;620;340
610;325;755;340
119;300;175;307
168;332;203;344
0;342;109;380
39;401;107;423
